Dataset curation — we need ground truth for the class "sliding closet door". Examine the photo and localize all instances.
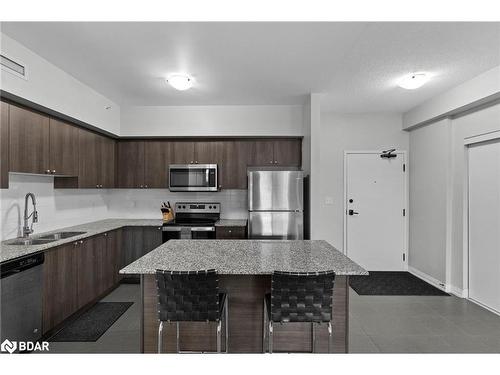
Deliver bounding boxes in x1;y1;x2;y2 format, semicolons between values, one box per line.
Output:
468;139;500;313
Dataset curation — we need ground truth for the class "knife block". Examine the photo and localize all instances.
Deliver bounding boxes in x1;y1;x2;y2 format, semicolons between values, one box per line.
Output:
161;208;174;222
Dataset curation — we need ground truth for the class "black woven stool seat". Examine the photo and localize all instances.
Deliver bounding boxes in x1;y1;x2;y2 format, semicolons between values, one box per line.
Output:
155;269;229;353
156;269;222;322
263;270;336;353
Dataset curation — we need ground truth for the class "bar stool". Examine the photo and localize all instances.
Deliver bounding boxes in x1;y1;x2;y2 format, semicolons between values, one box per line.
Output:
156;269;228;353
263;270;335;353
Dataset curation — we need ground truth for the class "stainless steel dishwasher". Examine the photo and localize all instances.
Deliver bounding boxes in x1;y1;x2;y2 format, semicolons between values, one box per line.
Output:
0;253;44;345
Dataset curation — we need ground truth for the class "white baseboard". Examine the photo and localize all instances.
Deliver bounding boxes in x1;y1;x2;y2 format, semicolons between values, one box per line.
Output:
408;266;447;292
449;286;468;298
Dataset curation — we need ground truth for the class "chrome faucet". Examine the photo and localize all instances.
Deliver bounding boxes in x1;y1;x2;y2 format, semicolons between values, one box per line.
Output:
23;192;38;238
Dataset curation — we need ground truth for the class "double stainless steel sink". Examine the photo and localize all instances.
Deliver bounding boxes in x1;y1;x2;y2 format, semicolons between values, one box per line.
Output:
6;231;87;246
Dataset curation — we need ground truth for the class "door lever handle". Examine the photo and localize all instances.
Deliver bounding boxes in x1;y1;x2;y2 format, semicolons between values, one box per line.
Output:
348;209;359;216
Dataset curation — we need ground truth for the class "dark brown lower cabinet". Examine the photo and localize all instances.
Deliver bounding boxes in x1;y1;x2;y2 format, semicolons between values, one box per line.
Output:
76;236;102;309
107;229;123;285
42;243;78;334
143;226;163;253
215;226;247;239
121;226;162;281
43;230;123;334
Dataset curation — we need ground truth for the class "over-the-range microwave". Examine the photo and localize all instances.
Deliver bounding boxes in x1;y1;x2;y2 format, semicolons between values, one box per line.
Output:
169;164;218;192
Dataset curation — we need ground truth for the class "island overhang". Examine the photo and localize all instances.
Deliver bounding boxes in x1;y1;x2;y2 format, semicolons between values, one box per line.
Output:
120;239;368;275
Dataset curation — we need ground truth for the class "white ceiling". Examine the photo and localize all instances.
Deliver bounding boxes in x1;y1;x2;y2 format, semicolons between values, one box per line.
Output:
1;22;500;112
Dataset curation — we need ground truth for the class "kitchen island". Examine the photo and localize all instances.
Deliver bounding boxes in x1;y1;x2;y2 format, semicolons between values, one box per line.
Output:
120;239;367;353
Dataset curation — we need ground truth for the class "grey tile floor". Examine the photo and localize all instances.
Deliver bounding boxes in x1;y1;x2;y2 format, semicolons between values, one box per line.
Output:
349;288;500;353
46;284;500;353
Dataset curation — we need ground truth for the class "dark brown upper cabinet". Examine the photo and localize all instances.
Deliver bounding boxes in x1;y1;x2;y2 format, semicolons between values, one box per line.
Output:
250;139;301;167
117;141;145;188
170;141;196;164
194;141;224;165
220;140;253;189
0;102;9;188
144;141;172;188
8;104;50;174
99;135;116;188
49;118;79;176
273;139;302;166
78;129;115;188
251;140;275;166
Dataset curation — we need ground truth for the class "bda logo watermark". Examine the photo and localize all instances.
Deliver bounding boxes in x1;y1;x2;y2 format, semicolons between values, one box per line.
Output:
1;339;17;353
1;339;49;353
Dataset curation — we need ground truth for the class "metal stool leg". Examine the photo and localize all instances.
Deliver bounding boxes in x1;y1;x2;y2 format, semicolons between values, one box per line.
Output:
312;322;316;353
262;298;267;353
216;320;222;353
328;321;333;353
268;321;273;354
225;298;229;353
158;321;164;354
176;322;180;353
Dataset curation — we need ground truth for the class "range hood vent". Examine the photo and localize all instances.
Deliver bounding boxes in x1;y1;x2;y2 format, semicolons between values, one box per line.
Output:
1;54;27;79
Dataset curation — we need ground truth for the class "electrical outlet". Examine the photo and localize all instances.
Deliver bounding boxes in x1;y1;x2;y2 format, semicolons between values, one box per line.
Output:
325;197;334;205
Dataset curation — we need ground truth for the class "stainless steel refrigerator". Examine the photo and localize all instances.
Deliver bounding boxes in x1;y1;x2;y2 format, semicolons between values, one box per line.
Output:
248;168;304;239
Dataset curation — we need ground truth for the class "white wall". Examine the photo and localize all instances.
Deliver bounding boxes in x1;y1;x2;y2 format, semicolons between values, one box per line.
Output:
407;103;500;294
403;66;500;129
106;189;247;220
0;174;109;241
0;174;248;241
408;119;450;284
314;113;409;250
308;94;323;240
450;103;500;292
0;33;120;134
120;105;304;137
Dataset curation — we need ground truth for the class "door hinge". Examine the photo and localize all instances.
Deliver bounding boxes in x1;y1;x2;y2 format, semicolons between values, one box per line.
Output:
403;209;406;216
403;163;406;172
403;253;406;261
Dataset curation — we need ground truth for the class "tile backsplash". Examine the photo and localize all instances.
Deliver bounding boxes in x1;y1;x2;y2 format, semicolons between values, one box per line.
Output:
0;174;248;241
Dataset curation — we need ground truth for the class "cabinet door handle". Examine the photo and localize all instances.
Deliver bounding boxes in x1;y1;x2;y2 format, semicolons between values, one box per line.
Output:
96;184;99;188
104;233;108;237
79;240;84;244
52;170;56;174
145;185;148;188
274;161;278;164
46;169;51;174
270;161;273;164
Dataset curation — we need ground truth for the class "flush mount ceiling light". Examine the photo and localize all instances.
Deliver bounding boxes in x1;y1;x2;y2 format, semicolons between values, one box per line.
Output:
167;74;193;91
397;72;429;90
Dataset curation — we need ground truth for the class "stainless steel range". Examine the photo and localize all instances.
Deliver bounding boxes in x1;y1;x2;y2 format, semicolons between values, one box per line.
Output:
162;202;220;242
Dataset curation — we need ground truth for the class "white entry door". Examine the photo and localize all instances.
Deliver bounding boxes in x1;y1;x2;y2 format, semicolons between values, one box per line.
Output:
345;151;406;271
468;140;500;313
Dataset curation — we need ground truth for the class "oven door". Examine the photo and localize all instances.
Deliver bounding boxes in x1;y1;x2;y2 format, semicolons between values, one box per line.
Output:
169;164;218;192
162;226;216;242
190;227;216;240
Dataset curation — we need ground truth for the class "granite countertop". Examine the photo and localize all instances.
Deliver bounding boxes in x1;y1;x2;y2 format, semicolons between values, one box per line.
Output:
0;218;163;263
120;239;368;276
214;219;247;227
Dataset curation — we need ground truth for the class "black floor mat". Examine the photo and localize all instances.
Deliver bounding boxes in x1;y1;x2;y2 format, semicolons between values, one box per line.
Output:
349;271;450;296
49;302;133;342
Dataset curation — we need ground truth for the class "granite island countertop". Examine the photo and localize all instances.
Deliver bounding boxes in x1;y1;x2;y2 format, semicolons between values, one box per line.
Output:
120;239;368;276
0;218;163;263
